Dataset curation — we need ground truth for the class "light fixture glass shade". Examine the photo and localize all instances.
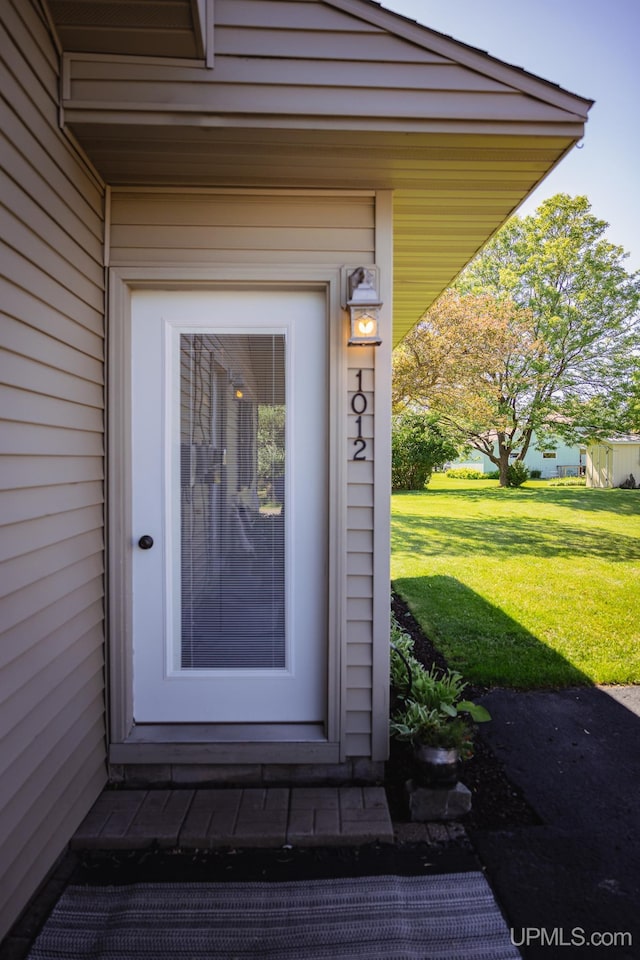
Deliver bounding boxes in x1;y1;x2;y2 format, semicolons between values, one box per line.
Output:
348;305;382;345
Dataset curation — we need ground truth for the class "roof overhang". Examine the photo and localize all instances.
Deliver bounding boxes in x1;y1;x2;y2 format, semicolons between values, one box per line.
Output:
46;0;209;59
45;0;592;345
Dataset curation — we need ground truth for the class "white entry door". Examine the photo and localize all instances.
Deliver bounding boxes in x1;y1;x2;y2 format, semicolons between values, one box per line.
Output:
131;288;327;723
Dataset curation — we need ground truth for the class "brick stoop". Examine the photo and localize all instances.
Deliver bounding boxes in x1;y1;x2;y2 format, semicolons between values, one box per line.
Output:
71;787;395;850
1;790;477;960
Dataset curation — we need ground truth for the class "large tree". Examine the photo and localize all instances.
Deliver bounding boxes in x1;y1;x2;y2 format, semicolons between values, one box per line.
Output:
393;195;640;485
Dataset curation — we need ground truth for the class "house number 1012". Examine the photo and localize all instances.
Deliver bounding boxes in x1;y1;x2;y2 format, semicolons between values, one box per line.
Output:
352;369;368;460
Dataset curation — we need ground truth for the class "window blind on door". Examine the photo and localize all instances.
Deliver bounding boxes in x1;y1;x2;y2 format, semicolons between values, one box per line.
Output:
179;332;286;669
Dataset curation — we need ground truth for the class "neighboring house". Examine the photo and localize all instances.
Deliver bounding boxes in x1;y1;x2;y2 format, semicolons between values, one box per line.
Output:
451;434;586;478
586;436;640;488
0;0;591;938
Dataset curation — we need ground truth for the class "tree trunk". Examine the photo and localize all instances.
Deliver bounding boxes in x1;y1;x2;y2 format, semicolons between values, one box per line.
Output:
497;436;510;487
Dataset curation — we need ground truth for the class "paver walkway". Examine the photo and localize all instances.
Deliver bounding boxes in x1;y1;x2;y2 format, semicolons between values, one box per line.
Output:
72;786;395;850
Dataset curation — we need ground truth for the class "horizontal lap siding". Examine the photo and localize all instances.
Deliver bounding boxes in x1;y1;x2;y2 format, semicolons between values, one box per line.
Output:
345;357;376;756
0;0;106;940
64;0;575;127
111;189;377;759
109;193;374;265
69;0;536;110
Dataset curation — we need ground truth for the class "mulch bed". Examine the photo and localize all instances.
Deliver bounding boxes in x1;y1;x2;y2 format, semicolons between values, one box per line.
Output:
388;593;540;831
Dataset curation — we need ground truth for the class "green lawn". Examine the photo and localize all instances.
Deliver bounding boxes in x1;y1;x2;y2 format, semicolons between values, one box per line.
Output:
391;476;640;688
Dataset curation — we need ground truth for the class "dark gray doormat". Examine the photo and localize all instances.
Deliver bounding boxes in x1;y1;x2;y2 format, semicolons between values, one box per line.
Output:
28;874;521;960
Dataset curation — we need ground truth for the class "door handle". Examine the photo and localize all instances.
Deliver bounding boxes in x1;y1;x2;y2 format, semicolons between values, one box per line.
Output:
138;535;154;550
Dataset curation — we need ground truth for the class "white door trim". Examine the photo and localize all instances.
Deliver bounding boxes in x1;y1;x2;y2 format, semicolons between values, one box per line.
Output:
107;265;345;760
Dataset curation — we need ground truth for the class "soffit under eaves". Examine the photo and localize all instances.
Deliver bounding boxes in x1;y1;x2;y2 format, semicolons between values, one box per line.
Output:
46;0;205;59
74;124;579;345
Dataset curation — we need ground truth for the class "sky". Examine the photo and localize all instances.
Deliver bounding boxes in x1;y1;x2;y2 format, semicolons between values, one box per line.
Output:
379;0;640;273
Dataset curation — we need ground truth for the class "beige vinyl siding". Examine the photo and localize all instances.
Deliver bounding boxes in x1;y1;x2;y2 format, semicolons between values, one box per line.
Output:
109;192;374;266
345;356;376;756
64;1;578;124
0;0;106;941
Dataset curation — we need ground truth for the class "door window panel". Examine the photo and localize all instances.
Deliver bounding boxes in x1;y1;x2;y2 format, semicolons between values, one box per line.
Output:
179;333;286;669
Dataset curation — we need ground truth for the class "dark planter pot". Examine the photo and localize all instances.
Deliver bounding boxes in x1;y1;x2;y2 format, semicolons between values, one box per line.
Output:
413;744;460;785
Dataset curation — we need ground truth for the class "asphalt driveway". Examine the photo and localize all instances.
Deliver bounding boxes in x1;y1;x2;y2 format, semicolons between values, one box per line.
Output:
472;685;640;959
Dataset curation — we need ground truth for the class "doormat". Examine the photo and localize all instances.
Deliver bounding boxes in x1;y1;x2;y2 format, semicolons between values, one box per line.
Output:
28;873;521;960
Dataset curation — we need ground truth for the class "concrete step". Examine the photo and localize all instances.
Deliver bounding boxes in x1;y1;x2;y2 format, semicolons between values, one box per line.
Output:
72;787;395;850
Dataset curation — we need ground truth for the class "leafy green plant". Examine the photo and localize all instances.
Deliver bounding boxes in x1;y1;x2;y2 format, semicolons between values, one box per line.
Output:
391;412;459;490
389;614;490;757
390;615;413;654
506;460;529;487
390;703;474;756
390;617;418;700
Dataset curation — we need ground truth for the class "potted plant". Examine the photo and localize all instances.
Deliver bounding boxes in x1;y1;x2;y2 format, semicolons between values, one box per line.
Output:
390;700;479;784
390;636;491;784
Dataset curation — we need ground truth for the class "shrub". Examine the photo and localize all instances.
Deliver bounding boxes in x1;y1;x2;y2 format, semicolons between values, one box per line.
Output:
548;477;586;486
391;412;459;490
507;460;529;487
529;469;542;479
445;467;486;480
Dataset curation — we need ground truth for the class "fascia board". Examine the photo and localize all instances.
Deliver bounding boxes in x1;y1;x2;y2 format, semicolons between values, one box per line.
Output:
63;104;587;139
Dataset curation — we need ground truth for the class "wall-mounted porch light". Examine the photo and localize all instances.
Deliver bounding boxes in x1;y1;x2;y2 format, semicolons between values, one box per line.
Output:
229;371;244;399
345;266;382;346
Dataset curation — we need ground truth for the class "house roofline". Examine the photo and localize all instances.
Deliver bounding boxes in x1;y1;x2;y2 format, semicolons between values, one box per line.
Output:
323;0;594;119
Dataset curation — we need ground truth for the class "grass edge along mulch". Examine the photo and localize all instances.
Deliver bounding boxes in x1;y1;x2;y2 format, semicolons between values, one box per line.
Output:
388;592;541;831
